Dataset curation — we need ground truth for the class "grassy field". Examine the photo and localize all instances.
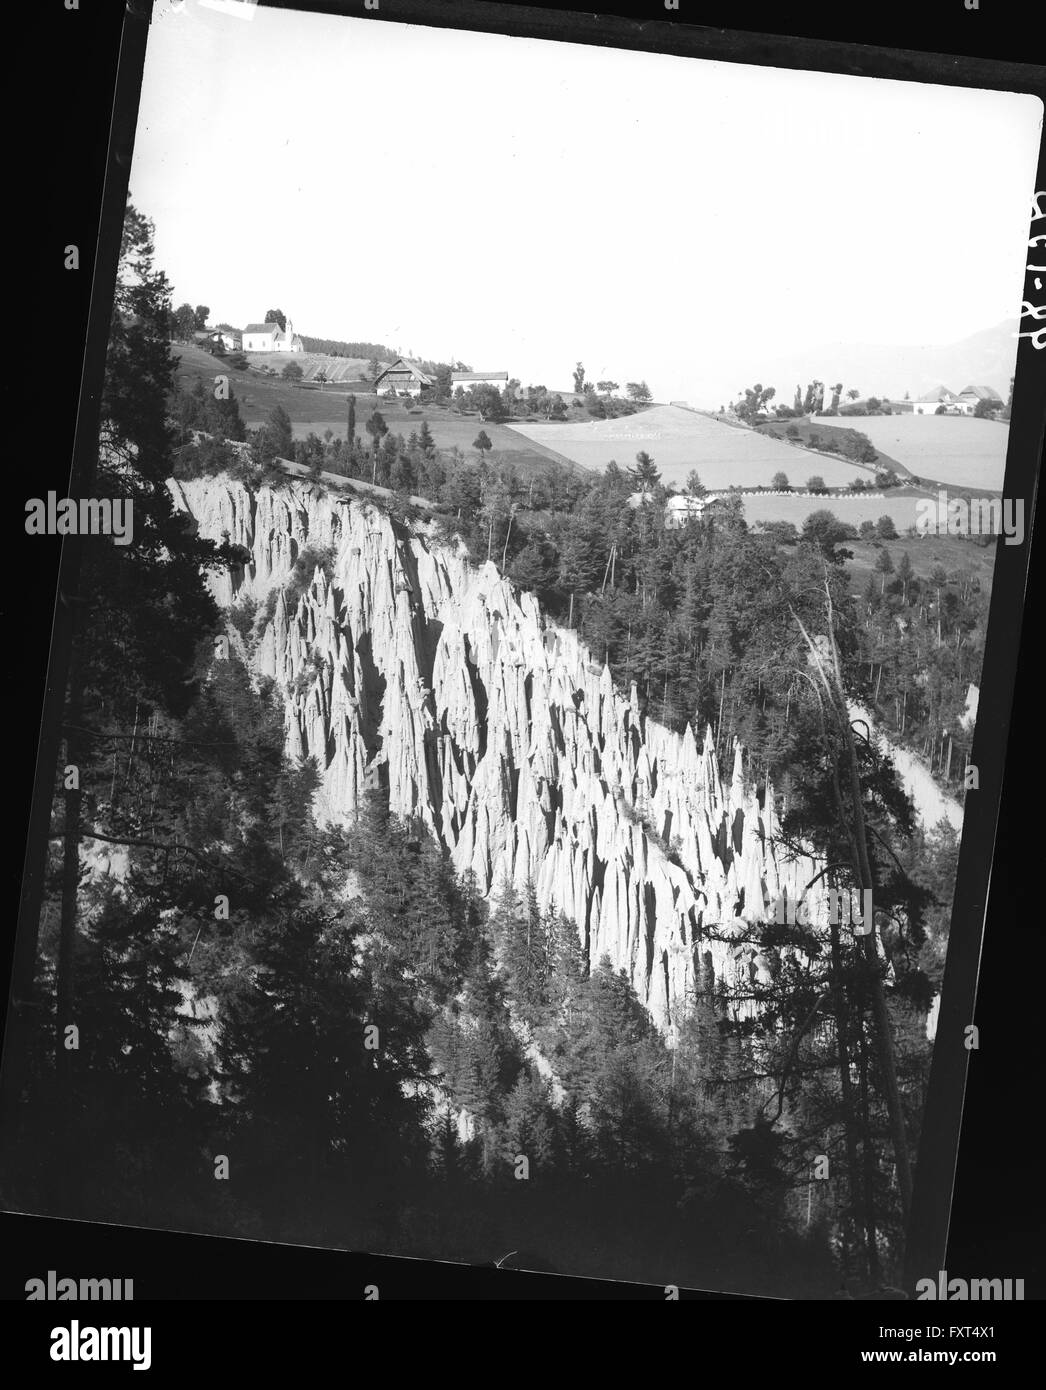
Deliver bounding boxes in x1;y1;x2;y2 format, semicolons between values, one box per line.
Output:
756;418;909;479
173;344;580;476
505;405;869;488
810;414;1009;490
845;532;997;596
742;491;928;531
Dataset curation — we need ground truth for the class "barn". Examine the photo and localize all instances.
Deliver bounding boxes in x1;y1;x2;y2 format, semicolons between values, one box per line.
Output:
374;358;434;399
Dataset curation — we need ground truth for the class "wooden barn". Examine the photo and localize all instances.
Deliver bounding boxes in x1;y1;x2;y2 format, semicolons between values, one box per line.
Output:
373;358;434;399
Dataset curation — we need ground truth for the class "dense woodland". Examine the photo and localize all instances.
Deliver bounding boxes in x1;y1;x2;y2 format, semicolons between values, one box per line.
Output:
1;205;980;1293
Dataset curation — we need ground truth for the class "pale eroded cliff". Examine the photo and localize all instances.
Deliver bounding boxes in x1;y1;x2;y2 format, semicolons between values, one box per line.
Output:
170;477;823;1030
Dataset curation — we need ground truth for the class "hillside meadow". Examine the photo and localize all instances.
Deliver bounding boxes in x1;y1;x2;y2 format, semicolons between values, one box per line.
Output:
506;405;870;488
741;491;927;531
810;414;1009;490
173;344;580;476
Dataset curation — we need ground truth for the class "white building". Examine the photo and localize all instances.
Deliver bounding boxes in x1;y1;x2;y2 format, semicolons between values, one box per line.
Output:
665;494;720;528
953;384;1003;416
242;318;304;353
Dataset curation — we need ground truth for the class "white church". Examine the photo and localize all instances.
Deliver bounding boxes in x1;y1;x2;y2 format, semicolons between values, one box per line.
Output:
241;317;304;353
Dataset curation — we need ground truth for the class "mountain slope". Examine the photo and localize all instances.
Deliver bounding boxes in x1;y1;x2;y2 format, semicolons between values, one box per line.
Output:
733;320;1018;407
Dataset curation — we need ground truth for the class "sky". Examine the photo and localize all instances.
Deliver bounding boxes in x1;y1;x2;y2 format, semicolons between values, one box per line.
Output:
131;1;1043;406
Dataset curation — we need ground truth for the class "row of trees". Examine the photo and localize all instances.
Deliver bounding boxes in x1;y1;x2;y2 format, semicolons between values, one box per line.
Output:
734;379;909;424
170;302;211;340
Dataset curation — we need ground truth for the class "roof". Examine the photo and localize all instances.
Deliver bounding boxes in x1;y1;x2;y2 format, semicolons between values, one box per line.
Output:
958;384;1003;400
915;385;957;402
243;322;280;336
375;357;433;384
452;371;509;382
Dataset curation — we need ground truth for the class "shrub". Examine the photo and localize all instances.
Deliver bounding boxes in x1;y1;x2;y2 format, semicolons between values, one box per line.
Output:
228;596;258;644
761;520;799;545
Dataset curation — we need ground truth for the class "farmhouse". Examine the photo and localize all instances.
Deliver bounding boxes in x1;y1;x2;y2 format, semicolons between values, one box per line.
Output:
374;358;434;398
242;318;304;353
664;493;722;528
625;493;723;526
452;370;512;395
954;384;1003;415
196;328;241;351
911;385;959;415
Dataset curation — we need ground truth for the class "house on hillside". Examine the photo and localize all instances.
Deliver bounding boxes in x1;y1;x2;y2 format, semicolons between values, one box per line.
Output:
451;370;513;396
242;318;304;353
664;494;722;528
374;358;434;398
628;493;724;526
196;328;242;352
912;385;959;415
954;384;1003;415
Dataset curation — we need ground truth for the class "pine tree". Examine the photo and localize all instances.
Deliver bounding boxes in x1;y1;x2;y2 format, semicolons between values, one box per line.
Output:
500;1071;555;1176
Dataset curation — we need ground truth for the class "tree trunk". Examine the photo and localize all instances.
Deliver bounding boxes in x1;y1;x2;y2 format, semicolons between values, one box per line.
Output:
834;659;914;1227
804;594;914;1230
855;990;882;1284
830;918;873;1282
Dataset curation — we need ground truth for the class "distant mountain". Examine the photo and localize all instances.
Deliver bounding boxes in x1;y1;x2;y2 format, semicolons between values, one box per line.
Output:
718;321;1018;407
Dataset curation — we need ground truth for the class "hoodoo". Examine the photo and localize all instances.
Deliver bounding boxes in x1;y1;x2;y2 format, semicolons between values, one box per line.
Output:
171;476;823;1031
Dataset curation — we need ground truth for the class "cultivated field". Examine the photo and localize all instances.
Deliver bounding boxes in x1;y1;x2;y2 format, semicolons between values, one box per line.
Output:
505;405;867;488
741;491;927;532
244;350;376;384
810;415;1009;490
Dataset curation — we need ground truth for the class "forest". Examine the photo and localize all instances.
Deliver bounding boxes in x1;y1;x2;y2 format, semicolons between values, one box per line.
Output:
1;204;978;1294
